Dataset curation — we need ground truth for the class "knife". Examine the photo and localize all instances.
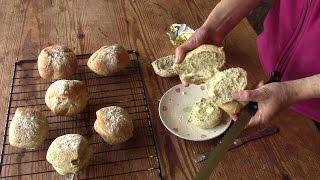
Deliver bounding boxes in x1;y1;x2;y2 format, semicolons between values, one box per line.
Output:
194;71;281;180
194;125;279;163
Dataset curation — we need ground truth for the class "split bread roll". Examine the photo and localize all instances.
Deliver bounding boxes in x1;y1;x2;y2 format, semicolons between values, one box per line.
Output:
173;44;225;84
9;107;48;149
38;45;77;80
45;80;89;116
205;67;247;115
94;106;134;145
190;98;222;129
87;44;130;76
151;55;178;77
46;134;92;175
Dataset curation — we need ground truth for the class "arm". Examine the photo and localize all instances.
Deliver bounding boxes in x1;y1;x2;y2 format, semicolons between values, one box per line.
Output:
175;0;260;64
285;74;320;101
202;0;261;40
175;0;260;86
233;74;320;126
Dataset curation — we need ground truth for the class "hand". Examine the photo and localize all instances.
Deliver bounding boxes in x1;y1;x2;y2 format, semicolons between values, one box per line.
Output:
174;26;224;86
232;82;293;126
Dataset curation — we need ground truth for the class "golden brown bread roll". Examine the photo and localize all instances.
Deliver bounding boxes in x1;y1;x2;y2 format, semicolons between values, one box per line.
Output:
87;44;130;76
9;107;48;149
46;134;92;175
38;45;77;80
45;80;89;116
94;106;134;145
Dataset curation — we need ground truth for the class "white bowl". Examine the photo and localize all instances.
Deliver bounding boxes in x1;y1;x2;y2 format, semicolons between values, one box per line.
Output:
159;84;231;141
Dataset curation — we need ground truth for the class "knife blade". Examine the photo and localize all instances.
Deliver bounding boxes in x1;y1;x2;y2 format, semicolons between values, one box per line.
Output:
194;71;281;180
194;125;279;163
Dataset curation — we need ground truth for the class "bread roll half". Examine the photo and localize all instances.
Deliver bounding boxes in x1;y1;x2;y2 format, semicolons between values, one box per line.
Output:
190;98;222;129
151;55;177;77
205;67;247;115
174;44;225;84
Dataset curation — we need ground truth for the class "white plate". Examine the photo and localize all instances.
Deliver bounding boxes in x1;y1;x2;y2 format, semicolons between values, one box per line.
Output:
159;84;231;141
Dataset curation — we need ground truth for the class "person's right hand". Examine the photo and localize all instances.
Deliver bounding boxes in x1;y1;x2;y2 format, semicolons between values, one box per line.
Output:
174;26;224;86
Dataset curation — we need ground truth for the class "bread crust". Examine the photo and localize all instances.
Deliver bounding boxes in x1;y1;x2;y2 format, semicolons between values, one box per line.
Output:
45;80;89;116
87;44;130;76
9;107;48;149
94;106;134;145
46;134;93;175
38;45;77;80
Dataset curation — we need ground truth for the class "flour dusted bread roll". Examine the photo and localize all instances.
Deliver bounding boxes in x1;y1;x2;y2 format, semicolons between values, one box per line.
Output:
205;67;247;115
38;45;77;80
190;98;222;129
9;107;48;149
151;55;177;77
45;80;89;116
94;106;134;145
46;134;92;175
174;44;225;84
87;44;130;76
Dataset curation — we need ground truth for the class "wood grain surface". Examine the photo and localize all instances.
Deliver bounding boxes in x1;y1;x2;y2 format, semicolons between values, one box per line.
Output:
0;0;319;179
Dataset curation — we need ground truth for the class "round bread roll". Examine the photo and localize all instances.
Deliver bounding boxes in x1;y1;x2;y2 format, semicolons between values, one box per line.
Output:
38;45;77;80
151;55;177;77
205;67;247;115
87;44;130;76
173;44;225;84
46;134;92;175
94;106;134;145
190;98;222;129
9;107;48;149
45;80;89;116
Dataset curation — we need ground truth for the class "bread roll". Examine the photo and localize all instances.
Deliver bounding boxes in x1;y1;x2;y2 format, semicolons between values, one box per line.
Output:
9;107;48;149
94;106;134;145
173;44;225;84
151;55;178;77
45;80;89;116
38;45;77;80
87;44;130;76
190;98;222;129
205;67;247;115
46;134;92;175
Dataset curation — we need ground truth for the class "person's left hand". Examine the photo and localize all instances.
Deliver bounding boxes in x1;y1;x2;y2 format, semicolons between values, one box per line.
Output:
232;81;293;126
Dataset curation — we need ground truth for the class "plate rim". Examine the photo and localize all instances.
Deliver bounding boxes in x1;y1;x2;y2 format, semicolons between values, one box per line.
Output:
159;84;231;141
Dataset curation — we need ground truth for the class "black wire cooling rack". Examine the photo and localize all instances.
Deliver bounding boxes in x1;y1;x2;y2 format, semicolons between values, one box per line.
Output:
0;51;162;179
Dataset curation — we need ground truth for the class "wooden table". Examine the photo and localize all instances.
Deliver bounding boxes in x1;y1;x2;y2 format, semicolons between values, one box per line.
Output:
0;0;319;179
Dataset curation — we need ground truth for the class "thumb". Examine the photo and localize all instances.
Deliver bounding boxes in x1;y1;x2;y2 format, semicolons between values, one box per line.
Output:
232;89;262;102
175;36;200;64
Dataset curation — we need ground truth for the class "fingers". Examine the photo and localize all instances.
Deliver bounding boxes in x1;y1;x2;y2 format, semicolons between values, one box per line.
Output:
179;75;189;87
247;111;270;127
230;114;238;121
247;113;261;127
175;36;200;64
175;47;186;64
257;81;264;88
232;90;261;102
